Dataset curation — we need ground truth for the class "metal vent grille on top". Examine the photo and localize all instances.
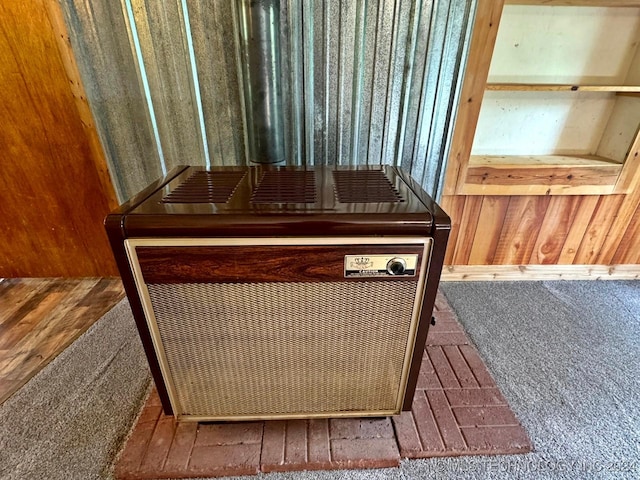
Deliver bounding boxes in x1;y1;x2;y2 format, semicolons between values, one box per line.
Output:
146;280;418;418
251;170;316;204
162;171;245;204
333;170;403;203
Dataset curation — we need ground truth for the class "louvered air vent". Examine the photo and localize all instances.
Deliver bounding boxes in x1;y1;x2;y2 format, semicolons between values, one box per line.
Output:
333;170;403;203
162;171;245;204
251;170;316;204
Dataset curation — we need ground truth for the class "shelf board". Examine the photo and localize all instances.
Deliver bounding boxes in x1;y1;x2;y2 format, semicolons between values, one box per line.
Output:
504;1;640;7
470;154;623;167
486;83;640;92
461;154;622;195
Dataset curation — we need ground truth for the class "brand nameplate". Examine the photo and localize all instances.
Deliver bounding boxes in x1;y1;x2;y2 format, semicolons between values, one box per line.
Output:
344;254;418;277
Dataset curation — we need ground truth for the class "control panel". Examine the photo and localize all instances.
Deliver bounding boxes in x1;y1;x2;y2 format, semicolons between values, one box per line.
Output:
344;254;418;278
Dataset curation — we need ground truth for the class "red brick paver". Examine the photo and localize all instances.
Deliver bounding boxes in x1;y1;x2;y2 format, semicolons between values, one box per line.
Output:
391;304;532;459
115;291;531;479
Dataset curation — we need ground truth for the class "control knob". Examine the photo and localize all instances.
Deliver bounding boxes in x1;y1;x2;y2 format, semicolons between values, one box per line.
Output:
386;257;407;275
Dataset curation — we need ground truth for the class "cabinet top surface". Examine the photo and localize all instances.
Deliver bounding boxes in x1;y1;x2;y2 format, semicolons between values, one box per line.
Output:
131;165;430;214
107;166;447;237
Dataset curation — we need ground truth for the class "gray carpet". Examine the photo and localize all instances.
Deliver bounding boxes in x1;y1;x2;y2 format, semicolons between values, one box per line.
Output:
432;281;640;480
1;281;638;479
0;300;151;480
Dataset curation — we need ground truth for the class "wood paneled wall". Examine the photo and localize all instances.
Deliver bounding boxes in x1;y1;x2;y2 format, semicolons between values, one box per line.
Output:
441;0;640;270
0;1;118;277
441;192;640;266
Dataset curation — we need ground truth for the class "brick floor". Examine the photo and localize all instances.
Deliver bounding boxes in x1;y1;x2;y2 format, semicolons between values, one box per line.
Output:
392;291;532;459
115;290;531;479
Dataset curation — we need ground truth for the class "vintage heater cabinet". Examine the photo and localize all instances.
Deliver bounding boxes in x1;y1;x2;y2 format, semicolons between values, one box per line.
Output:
105;165;450;422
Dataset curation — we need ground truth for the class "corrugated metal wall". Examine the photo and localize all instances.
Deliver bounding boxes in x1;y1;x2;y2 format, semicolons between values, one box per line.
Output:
60;0;476;201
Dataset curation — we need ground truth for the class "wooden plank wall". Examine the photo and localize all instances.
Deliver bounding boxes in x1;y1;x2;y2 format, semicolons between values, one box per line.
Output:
441;192;640;266
0;1;119;277
441;0;640;270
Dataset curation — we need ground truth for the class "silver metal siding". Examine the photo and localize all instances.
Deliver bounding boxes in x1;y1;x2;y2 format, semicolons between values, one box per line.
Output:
59;0;476;201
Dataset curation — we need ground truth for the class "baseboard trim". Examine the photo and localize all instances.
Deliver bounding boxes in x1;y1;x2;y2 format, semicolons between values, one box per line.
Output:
441;264;640;281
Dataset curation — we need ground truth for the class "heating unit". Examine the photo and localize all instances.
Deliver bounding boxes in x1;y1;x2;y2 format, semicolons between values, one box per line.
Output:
105;165;450;422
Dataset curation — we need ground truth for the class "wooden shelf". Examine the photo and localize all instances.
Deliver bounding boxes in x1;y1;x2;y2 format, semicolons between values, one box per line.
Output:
486;83;640;92
447;0;640;198
505;0;640;7
470;154;623;167
461;154;623;195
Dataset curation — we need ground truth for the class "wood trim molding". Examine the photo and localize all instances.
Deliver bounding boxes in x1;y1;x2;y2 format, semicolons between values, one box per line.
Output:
441;264;640;281
460;155;621;195
442;0;506;196
486;84;640;92
505;0;640;6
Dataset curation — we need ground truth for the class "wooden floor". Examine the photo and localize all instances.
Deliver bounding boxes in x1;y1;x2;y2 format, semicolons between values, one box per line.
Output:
0;277;125;404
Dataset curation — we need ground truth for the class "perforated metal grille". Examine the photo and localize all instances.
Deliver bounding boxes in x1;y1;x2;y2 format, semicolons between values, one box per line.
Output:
333;170;403;203
251;170;316;203
162;170;245;203
146;281;418;418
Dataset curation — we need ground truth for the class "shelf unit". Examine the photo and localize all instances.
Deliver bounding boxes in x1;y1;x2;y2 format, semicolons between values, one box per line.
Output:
454;0;640;196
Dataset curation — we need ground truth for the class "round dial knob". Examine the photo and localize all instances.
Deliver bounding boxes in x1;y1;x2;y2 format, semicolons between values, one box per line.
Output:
386;257;407;275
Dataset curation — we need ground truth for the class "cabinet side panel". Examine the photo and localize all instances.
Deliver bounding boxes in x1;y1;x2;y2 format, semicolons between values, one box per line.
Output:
597;96;640;163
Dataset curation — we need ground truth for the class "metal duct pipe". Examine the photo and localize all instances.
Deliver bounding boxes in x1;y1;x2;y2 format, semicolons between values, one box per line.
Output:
236;0;285;164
